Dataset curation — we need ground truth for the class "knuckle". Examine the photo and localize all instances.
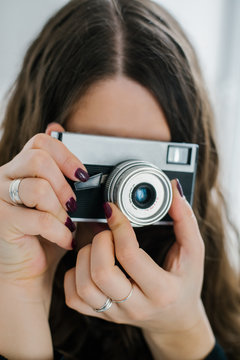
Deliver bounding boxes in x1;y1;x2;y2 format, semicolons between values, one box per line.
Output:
75;245;91;268
29;133;48;150
111;220;122;233
64;227;73;243
64;270;76;308
117;248;136;265
77;282;92;299
34;179;51;199
65;292;77;309
61;151;85;175
28;149;49;174
65;295;73;308
34;181;63;218
92;230;111;245
55;205;67;222
61;154;75;170
91;267;110;286
77;244;91;263
39;211;53;228
58;181;72;200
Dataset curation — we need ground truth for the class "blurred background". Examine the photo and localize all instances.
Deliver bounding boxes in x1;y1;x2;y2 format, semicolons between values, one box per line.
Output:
0;0;239;250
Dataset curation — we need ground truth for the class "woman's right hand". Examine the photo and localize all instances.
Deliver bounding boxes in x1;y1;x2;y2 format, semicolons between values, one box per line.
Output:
0;132;88;288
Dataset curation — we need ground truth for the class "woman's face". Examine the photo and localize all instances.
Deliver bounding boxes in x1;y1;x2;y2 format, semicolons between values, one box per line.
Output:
48;76;171;248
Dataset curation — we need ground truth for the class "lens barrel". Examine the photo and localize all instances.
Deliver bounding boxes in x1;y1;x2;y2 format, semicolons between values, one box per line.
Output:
104;160;172;227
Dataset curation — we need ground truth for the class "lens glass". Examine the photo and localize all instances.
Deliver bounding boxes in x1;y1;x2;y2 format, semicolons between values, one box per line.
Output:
132;182;156;209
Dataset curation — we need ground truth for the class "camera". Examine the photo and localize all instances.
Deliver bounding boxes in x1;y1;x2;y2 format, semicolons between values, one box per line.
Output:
51;132;198;227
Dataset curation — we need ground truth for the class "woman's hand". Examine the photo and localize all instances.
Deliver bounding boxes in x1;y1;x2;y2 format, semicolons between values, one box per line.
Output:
0;132;88;290
0;129;90;360
64;179;215;359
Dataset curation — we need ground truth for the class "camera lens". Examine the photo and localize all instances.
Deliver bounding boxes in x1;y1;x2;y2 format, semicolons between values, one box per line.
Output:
132;183;156;209
104;160;172;227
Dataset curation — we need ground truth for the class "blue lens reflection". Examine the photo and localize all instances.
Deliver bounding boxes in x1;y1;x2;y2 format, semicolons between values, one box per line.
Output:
135;187;148;203
132;183;156;209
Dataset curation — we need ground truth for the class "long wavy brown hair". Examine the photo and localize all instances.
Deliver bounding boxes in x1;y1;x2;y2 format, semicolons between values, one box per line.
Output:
0;0;239;359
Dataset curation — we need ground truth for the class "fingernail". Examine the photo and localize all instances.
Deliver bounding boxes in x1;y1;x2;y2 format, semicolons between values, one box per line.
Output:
75;168;90;182
66;197;77;213
176;178;184;197
103;202;112;219
71;238;77;250
65;217;76;232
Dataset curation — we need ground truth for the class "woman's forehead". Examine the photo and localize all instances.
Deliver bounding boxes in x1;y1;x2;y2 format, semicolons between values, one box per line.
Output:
66;76;171;141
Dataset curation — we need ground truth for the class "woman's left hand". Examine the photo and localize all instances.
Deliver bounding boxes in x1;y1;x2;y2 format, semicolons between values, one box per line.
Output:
64;179;212;339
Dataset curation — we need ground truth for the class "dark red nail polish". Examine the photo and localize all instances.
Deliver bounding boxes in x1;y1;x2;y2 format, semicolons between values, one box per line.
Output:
71;238;77;250
176;178;184;197
75;168;90;182
66;197;77;213
65;217;76;232
103;202;112;219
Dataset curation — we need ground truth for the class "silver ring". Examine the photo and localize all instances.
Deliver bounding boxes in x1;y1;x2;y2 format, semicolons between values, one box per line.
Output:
112;282;134;304
94;297;112;313
9;179;23;205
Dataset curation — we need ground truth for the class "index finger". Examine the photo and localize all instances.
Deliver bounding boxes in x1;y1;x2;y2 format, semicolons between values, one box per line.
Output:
23;133;89;182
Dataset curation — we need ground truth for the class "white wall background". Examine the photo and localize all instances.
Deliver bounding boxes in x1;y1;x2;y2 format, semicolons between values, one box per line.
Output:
0;1;239;236
155;0;240;267
156;0;240;231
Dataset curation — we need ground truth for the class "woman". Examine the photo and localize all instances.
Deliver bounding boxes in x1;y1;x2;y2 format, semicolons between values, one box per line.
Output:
0;0;239;359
